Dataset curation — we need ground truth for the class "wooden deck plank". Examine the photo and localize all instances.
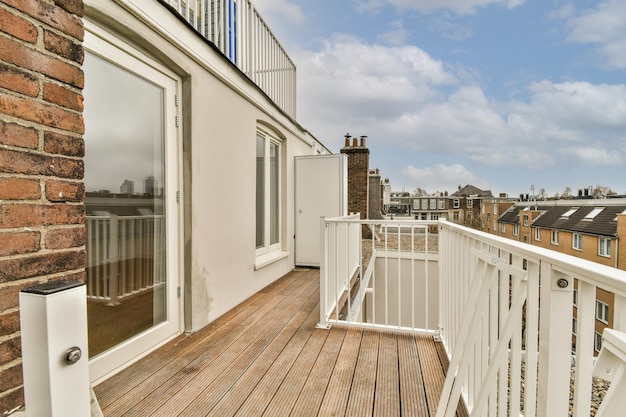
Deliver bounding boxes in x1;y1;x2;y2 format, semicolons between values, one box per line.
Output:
198;292;320;416
232;300;321;417
152;283;320;416
398;334;429;417
97;292;284;415
95;268;458;417
373;332;400;417
315;328;362;417
287;326;346;417
94;268;306;409
258;325;331;417
99;271;317;416
344;330;380;417
416;335;448;416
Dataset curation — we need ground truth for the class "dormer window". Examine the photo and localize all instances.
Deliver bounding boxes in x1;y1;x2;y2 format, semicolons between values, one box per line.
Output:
584;207;604;220
561;207;578;218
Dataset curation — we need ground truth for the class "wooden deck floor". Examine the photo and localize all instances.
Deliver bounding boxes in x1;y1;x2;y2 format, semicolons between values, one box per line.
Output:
93;268;463;417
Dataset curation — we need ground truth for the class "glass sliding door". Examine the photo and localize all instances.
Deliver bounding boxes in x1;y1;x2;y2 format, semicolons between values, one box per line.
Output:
83;28;181;383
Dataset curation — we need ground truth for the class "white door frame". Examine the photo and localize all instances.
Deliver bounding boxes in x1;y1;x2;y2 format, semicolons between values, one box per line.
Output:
83;21;184;384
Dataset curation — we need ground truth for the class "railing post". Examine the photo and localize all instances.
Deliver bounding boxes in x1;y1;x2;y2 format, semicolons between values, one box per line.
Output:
107;214;120;306
19;281;92;416
537;267;573;417
614;294;626;333
317;217;330;329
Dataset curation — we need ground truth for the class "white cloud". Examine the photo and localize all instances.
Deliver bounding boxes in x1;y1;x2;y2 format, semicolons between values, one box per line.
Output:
251;0;305;24
357;0;526;15
295;34;457;125
561;0;626;68
514;81;626;139
559;146;623;166
294;35;626;191
400;164;488;192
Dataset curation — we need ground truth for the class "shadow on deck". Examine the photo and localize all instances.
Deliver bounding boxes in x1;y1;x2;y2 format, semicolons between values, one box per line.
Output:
94;268;465;417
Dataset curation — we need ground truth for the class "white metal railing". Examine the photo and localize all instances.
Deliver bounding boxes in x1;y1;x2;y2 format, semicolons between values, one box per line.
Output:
86;215;166;305
320;217;626;417
437;221;626;417
319;215;439;334
162;0;297;118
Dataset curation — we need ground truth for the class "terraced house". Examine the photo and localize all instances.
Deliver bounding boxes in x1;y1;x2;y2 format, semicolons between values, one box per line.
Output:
1;1;626;416
489;200;626;354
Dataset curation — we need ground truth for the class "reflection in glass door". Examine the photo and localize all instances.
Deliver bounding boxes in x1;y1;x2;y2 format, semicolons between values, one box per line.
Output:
83;31;180;382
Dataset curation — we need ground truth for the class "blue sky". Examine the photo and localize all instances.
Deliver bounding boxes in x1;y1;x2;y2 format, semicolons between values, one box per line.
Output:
253;0;626;197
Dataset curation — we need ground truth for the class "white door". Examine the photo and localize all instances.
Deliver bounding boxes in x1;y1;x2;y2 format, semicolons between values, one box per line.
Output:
83;25;183;383
295;155;347;266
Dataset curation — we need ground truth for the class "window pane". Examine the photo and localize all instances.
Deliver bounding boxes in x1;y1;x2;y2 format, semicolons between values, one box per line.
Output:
256;134;265;248
83;52;167;357
269;141;279;245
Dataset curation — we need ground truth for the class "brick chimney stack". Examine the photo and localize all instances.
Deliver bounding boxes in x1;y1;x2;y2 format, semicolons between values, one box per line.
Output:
340;134;370;220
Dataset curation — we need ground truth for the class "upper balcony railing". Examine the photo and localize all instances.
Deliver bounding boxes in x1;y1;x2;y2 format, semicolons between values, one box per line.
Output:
321;216;626;417
163;0;297;119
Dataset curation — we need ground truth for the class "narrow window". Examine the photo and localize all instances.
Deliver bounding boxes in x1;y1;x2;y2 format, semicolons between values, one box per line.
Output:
535;227;541;241
572;233;582;250
256;130;281;254
595;331;603;353
513;224;519;236
598;237;611;257
596;301;609;324
551;230;559;245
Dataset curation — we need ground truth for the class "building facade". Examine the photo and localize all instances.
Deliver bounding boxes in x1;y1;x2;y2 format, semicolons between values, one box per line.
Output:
0;0;331;412
487;200;626;354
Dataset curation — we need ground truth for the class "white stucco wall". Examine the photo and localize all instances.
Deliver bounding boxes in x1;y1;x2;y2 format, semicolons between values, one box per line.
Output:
85;0;325;334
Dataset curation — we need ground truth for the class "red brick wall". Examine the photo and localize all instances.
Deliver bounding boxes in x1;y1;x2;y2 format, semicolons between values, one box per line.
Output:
0;0;85;412
340;136;369;219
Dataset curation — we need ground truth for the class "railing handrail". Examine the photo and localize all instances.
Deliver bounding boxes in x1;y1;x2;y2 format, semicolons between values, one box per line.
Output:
438;220;626;297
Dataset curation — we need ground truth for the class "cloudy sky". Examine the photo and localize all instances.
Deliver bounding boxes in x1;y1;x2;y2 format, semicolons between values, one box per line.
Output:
252;0;626;197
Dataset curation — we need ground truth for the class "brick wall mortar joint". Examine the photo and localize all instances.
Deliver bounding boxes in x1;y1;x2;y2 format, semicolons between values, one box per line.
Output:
0;359;23;375
0;2;84;44
0;84;83;117
0;330;21;346
0;142;85;162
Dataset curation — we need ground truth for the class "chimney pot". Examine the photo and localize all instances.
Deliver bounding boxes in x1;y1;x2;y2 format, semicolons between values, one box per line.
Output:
344;133;351;147
352;138;358;147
